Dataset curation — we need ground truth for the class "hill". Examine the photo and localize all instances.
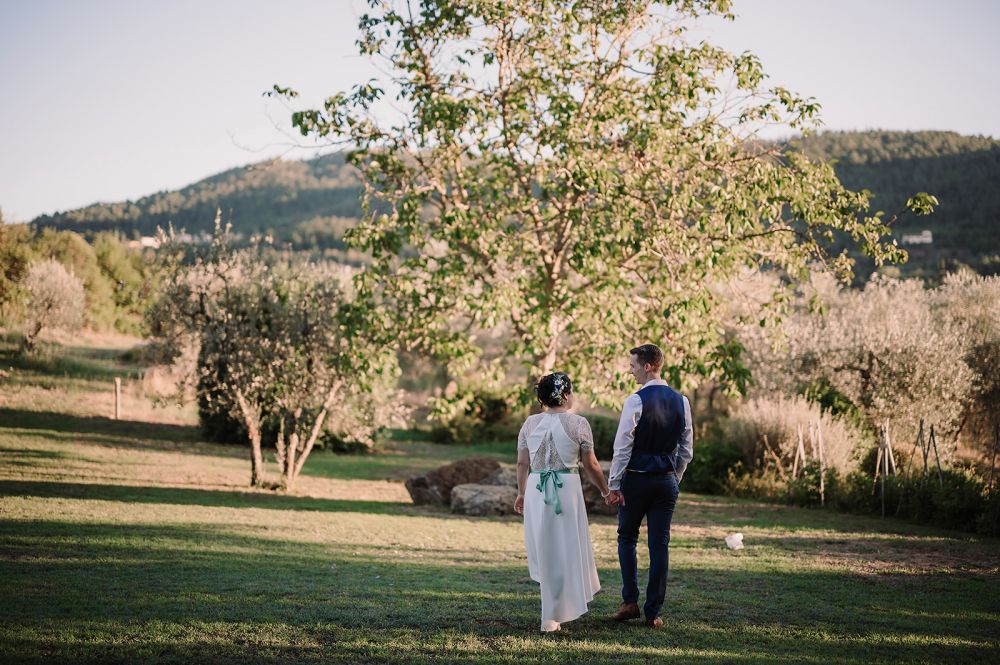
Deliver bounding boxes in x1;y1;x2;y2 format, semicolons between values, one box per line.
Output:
30;152;363;252
30;131;1000;276
792;130;1000;278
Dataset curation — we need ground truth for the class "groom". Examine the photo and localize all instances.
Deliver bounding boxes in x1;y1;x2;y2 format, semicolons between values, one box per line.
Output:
605;344;694;628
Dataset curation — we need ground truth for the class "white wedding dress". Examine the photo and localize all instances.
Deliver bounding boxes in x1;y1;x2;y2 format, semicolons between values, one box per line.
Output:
518;412;601;632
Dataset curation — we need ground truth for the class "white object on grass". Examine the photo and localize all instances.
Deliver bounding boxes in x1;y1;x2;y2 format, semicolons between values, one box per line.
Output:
725;533;744;550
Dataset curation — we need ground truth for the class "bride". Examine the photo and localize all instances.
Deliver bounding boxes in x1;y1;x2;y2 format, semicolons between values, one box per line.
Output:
514;372;612;632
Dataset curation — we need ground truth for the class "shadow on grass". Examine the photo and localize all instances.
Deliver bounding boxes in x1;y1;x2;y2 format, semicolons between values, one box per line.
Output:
0;408;202;445
674;493;989;541
0;479;415;516
0;517;997;664
0;346;142;381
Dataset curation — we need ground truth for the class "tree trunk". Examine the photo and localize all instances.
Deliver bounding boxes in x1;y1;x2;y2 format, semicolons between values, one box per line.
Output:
281;408;304;490
20;321;44;355
249;432;265;488
235;389;265;487
286;384;342;489
284;430;299;490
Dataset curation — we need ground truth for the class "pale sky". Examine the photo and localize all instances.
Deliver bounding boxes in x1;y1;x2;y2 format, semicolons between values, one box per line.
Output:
1;0;998;222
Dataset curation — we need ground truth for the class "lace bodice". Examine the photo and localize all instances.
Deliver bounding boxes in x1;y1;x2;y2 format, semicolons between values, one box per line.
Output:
517;412;595;472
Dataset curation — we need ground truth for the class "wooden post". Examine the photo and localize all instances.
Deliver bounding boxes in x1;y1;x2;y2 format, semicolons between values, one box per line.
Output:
988;421;998;495
873;422;888;518
873;422;884;495
915;419;927;478
762;435;786;480
817;419;825;507
114;377;122;420
885;419;896;477
793;424;805;479
929;424;944;488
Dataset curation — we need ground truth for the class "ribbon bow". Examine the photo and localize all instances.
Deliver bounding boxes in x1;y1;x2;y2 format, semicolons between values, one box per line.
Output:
535;469;566;515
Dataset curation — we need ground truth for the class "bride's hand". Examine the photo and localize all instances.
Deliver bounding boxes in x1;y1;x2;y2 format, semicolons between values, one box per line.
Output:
514;494;524;515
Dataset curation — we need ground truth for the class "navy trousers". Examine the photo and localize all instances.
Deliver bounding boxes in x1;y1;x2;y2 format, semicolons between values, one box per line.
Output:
617;471;680;620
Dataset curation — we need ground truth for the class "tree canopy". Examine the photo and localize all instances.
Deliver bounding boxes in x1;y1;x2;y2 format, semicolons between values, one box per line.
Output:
275;0;935;407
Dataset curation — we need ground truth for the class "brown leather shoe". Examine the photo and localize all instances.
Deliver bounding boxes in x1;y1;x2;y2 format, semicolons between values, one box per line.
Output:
645;617;664;628
612;602;640;621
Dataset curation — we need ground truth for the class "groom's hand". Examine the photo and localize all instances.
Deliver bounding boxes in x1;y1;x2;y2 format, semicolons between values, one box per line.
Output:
606;490;624;506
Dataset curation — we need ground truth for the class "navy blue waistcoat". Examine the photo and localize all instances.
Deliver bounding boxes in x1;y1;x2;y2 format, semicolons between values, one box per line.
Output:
627;384;685;474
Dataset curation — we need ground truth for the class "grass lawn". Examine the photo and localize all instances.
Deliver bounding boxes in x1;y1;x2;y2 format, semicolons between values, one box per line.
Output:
1;338;999;663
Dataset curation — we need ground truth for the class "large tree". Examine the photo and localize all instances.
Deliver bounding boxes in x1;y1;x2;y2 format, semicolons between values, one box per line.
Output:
148;218;401;488
276;0;934;407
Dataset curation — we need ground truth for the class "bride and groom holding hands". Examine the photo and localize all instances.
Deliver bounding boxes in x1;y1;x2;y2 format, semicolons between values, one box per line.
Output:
514;343;694;633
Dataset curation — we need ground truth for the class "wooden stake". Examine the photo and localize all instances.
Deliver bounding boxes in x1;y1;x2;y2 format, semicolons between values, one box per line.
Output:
914;419;926;478
817;419;825;507
873;422;889;518
873;423;884;495
762;435;786;480
793;424;805;479
114;377;121;420
929;424;944;488
884;419;896;477
988;421;998;495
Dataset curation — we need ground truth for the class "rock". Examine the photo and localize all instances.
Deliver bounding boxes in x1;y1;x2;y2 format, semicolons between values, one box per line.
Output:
480;463;518;487
405;456;501;505
450;483;520;516
581;460;618;516
426;459;618;517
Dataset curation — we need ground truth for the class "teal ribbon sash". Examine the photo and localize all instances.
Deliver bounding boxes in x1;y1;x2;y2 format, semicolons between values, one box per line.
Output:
533;469;573;516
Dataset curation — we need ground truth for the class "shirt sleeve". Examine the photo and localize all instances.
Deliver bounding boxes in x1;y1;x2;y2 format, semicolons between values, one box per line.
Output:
673;395;694;482
577;417;594;452
608;394;642;491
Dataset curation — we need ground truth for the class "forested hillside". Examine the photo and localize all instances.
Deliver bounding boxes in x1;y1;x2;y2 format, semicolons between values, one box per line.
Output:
30;131;1000;276
793;130;1000;277
31;153;363;252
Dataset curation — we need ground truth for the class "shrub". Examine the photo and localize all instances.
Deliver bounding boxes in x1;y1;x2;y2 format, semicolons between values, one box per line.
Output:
726;395;867;476
317;429;381;455
20;259;85;353
681;420;745;494
430;389;522;445
722;463;786;500
586;413;619;461
34;229;118;330
827;466;992;533
977;493;1000;536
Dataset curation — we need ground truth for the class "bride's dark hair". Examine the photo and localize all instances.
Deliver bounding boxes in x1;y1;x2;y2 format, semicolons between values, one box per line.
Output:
535;372;573;408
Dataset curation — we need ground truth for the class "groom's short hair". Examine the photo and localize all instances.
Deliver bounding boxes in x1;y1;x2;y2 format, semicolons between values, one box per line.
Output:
630;343;663;370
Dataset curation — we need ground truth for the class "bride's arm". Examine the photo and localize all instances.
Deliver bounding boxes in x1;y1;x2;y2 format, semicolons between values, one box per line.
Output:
580;449;610;498
514;448;530;514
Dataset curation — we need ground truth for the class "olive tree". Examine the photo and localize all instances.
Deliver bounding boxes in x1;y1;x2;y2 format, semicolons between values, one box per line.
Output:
148;218;401;489
274;0;934;407
742;272;978;460
935;271;1000;456
21;259;85;353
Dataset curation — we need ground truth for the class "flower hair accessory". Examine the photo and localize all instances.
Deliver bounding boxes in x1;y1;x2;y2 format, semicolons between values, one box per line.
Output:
535;372;572;407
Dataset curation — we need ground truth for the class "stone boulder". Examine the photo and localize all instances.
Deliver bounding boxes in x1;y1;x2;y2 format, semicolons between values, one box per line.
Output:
450;483;520;516
581;461;618;516
458;459;618;516
405;456;501;505
480;463;518;487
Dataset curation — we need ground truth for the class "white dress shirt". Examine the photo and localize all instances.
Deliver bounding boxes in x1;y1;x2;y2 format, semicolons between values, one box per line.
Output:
608;378;694;491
